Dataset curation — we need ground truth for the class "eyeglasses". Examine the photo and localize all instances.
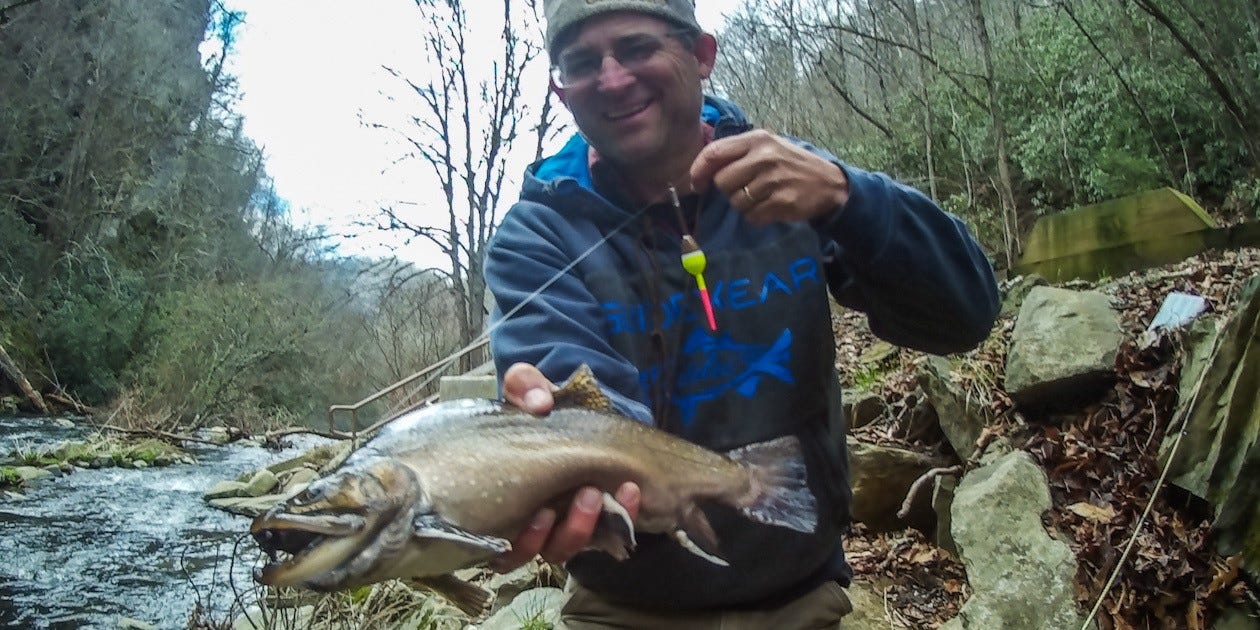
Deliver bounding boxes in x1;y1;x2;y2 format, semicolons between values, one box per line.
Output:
550;30;693;90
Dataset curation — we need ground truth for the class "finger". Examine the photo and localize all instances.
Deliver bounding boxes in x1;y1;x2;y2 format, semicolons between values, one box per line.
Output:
502;362;555;414
614;481;641;521
690;132;761;192
539;486;604;564
489;508;556;573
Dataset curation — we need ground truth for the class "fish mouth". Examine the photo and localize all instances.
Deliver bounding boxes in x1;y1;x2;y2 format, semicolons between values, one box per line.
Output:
251;512;368;588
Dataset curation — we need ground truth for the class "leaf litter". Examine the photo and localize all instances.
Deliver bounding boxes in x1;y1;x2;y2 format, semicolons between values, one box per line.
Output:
834;248;1260;628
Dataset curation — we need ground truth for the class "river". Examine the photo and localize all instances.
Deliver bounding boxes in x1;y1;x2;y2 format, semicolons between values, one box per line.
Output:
0;416;330;629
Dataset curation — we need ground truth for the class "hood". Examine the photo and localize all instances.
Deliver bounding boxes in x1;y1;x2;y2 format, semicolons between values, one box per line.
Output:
522;94;751;203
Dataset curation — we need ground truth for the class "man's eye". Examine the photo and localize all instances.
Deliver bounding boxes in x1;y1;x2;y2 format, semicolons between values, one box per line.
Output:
561;56;599;78
618;41;659;63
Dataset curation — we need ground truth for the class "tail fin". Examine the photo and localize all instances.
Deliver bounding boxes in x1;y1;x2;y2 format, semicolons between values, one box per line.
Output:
726;436;817;534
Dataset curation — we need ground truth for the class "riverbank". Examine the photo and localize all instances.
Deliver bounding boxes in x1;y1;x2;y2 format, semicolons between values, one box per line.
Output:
0;416;330;629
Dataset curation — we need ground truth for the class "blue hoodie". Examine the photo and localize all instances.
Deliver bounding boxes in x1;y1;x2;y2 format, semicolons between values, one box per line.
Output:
484;95;999;610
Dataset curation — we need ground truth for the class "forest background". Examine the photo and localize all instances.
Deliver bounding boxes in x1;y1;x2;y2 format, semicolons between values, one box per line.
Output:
1;0;1257;434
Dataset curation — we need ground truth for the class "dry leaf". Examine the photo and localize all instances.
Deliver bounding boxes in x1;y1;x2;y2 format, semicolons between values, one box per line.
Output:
1068;501;1118;523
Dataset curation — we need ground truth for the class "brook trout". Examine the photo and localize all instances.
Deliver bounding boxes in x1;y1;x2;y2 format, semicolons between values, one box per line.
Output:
250;365;816;617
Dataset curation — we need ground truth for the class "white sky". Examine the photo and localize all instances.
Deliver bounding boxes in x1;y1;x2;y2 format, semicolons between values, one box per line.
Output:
223;1;744;269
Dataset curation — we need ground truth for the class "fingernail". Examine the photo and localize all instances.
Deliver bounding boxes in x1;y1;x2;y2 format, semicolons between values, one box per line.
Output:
530;509;555;531
618;483;640;504
577;488;602;512
524;388;549;411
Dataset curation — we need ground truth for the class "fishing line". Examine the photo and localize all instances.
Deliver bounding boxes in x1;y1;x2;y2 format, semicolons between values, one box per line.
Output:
419;203;651;381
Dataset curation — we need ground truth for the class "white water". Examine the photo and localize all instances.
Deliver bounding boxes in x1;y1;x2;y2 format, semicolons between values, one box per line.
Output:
0;416;330;629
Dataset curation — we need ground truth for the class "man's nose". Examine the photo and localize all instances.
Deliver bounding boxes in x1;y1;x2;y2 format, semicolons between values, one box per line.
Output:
595;55;635;90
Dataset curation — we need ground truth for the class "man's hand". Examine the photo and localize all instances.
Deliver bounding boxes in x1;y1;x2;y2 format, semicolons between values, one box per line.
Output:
690;129;850;225
495;362;642;572
502;362;557;414
491;482;641;573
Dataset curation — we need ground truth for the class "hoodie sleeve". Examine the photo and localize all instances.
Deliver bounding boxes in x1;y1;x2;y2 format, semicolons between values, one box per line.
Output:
810;158;1000;355
484;203;653;423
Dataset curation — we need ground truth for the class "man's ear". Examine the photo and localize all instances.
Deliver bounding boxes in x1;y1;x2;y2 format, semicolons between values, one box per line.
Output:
549;77;568;105
694;33;718;79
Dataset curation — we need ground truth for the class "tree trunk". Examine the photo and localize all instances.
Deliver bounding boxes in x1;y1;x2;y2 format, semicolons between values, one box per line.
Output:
968;0;1020;266
0;342;49;414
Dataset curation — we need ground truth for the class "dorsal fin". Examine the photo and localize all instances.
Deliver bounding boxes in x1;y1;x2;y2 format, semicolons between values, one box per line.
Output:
552;364;614;412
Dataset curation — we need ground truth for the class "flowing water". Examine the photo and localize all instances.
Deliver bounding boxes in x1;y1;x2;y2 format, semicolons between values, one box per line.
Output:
0;416;331;629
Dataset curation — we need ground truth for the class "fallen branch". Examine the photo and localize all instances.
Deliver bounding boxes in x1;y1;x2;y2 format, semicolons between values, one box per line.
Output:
98;423;221;446
898;465;963;520
264;426;354;442
47;392;93;416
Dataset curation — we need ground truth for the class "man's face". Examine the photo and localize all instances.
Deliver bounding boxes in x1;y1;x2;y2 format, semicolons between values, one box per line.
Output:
553;12;716;167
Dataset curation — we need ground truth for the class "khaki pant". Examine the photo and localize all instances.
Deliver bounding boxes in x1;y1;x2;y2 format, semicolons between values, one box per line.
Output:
557;578;853;630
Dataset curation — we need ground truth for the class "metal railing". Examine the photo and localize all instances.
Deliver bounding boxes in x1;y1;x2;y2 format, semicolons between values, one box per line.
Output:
326;337;491;438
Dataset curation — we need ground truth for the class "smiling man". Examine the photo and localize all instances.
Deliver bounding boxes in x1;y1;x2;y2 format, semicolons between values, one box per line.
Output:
482;1;1000;627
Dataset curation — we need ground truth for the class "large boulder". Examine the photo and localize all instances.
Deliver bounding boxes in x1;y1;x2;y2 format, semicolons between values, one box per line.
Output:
844;389;886;431
942;452;1090;630
1161;276;1260;582
848;436;945;533
1006;287;1123;409
919;356;988;459
1000;273;1048;318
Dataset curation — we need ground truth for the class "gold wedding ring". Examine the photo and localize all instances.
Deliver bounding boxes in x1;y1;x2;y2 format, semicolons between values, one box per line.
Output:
742;185;755;203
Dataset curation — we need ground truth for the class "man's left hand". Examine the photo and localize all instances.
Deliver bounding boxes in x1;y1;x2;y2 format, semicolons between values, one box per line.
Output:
690;129;849;225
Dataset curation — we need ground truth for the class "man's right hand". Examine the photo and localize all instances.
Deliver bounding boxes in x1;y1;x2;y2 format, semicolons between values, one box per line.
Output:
494;363;642;572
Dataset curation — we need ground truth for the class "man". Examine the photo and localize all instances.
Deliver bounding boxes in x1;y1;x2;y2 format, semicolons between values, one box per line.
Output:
482;1;999;627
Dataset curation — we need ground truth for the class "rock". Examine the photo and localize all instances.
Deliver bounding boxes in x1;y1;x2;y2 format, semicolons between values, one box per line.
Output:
942;452;1090;630
1005;287;1122;409
203;480;250;501
848;436;945;533
844;389;885;430
206;426;232;445
116;617;156;630
859;341;898;366
999;273;1048;318
932;475;958;556
919;356;988;460
475;587;565;630
12;466;53;483
243;469;279;497
91;456;112;468
277;466;319;492
839;581;893;630
439;374;498;401
131;460;148;469
1162;282;1256;504
208;493;290;517
485;561;567;615
52;418;75;429
2;490;27;501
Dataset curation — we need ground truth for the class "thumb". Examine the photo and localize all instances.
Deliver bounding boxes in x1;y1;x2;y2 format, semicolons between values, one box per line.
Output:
503;362;555;414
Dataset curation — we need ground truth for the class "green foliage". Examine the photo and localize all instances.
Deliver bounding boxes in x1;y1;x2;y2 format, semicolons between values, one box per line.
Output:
1222;178;1260;222
0;467;22;489
132;280;330;427
39;248;150;405
714;0;1259;254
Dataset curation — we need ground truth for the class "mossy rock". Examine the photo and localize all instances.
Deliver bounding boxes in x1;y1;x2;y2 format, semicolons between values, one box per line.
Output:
0;466;24;489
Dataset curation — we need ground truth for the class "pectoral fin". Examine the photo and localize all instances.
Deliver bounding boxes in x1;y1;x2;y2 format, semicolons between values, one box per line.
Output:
406;574;495;620
412;513;512;555
672;504;728;566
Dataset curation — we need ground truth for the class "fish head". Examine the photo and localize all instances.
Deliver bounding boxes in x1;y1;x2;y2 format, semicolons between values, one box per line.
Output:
250;456;428;591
